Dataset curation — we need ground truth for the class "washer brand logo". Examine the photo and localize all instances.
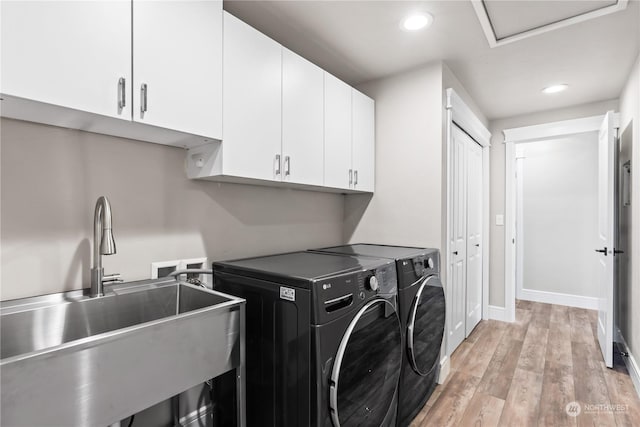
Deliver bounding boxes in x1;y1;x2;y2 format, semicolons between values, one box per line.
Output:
323;283;332;290
279;287;295;302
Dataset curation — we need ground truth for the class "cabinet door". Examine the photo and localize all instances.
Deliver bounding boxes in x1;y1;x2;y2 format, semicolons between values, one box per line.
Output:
352;90;375;192
324;73;352;190
223;12;282;181
133;0;222;140
1;0;131;119
282;49;324;186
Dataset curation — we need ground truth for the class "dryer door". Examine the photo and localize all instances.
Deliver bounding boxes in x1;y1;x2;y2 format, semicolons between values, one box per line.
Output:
329;298;402;427
407;275;446;376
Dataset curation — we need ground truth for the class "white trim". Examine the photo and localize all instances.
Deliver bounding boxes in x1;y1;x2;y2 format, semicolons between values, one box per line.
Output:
515;154;524;300
504;141;516;323
445;88;491;147
482;140;490;320
518;288;598;310
471;0;628;48
437;355;450;385
503;114;620;144
488;305;507;322
616;330;640;399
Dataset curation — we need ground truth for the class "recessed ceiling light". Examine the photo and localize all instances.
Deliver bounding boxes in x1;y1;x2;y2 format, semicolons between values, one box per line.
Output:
542;84;569;94
401;13;433;31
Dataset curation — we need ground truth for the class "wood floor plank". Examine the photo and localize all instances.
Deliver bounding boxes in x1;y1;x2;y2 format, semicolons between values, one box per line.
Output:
550;304;571;324
498;367;544;426
450;340;475;372
569;307;595;344
531;303;552;329
516;299;533;310
601;359;640;427
538;361;577;427
459;392;505;427
477;337;524;400
572;341;616;427
422;371;482;427
506;308;532;341
546;320;573;367
517;323;549;373
460;321;507;378
466;320;490;344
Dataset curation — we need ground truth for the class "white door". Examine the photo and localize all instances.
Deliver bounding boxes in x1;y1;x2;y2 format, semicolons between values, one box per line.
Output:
448;125;468;354
466;138;483;336
133;0;222;139
597;111;616;368
324;72;352;190
282;49;324;186
222;12;282;181
352;89;375;192
1;0;131;119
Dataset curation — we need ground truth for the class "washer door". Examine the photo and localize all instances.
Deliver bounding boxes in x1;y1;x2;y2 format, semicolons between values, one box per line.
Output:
329;299;402;427
407;275;446;376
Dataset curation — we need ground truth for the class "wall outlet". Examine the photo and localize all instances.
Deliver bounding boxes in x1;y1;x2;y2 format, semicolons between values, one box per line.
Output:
151;260;181;279
151;257;210;286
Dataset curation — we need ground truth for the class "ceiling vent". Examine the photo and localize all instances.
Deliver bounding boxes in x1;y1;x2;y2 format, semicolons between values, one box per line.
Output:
472;0;628;48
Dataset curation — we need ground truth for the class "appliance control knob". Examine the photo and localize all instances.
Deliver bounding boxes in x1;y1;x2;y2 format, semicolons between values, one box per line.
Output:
425;258;434;269
366;276;379;292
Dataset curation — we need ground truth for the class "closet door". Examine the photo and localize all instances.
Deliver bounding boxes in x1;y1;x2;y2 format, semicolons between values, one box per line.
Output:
466;139;483;336
448;125;468;354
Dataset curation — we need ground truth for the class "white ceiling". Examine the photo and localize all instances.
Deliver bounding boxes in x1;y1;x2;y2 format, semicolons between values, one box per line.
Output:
224;1;640;120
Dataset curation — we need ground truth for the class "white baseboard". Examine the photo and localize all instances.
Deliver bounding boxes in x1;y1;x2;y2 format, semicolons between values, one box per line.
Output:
617;330;640;399
518;288;598;310
488;305;507;321
438;355;450;384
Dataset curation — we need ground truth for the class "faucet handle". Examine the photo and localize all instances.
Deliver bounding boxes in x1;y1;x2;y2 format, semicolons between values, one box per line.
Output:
102;273;124;284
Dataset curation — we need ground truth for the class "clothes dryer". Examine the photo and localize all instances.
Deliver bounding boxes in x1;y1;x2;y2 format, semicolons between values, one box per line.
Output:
312;245;445;427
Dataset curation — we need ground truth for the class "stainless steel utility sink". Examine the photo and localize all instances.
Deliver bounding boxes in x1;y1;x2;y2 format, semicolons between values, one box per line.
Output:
1;279;246;427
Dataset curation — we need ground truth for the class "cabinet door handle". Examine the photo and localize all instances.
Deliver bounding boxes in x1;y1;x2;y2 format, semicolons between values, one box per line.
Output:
354;170;358;186
140;83;148;117
284;156;291;176
274;154;281;176
117;77;126;112
349;169;353;187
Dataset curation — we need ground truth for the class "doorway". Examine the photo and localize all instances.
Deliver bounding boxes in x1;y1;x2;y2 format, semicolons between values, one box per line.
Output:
504;112;619;367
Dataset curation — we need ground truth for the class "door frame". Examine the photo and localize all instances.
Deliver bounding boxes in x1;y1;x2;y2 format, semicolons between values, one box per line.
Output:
503;113;620;321
444;88;491;357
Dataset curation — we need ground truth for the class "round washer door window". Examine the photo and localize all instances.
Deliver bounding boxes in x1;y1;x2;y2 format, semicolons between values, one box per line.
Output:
407;275;446;376
329;298;402;427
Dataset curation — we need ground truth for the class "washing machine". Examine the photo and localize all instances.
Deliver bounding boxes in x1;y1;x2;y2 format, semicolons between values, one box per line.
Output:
212;251;403;427
312;245;445;427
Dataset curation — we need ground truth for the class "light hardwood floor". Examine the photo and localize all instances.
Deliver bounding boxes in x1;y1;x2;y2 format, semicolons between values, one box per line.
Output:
410;300;640;427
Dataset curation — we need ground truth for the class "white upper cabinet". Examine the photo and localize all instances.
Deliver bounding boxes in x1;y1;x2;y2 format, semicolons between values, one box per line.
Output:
222;12;282;181
1;0;132;119
323;73;353;190
133;0;222;140
352;89;375;192
282;49;324;186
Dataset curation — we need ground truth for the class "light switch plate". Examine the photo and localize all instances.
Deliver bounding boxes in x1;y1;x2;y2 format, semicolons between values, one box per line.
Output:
495;214;504;226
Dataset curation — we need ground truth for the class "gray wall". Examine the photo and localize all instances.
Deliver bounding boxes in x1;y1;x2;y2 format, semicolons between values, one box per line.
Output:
0;118;345;301
618;54;640;362
488;99;619;306
344;62;445;249
520;134;599;298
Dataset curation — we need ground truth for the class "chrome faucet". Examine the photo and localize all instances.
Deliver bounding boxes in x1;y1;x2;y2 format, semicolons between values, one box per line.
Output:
90;196;122;297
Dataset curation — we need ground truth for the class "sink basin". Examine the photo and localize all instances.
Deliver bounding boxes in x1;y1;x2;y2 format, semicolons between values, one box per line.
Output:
1;279;246;427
